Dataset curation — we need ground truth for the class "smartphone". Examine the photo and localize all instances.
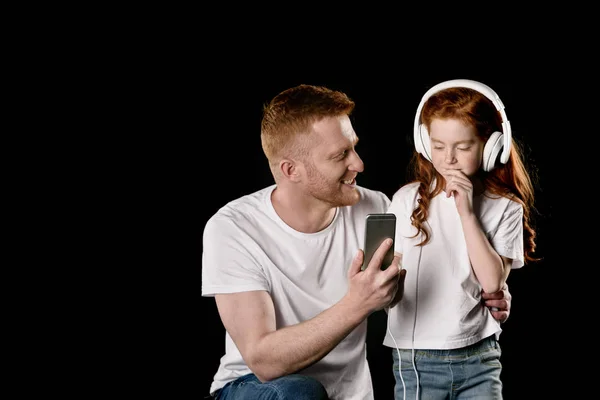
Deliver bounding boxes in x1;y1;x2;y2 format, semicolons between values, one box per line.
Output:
361;213;397;271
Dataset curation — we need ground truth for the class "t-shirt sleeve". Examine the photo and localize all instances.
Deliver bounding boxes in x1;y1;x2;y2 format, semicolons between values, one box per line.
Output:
490;201;524;269
201;214;270;297
386;186;418;256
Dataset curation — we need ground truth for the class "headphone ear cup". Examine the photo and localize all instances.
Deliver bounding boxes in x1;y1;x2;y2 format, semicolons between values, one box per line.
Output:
416;124;432;162
482;131;504;172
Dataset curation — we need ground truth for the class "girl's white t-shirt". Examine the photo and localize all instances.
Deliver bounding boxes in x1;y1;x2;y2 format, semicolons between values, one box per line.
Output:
384;182;524;350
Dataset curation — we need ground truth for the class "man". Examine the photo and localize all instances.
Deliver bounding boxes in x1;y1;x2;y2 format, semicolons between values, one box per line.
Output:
201;84;511;399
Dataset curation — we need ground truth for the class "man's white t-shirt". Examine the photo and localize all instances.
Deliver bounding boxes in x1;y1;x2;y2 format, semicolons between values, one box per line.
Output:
202;184;391;400
384;182;524;350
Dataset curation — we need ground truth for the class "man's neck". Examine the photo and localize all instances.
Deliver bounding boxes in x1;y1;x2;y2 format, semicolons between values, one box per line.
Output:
271;187;337;234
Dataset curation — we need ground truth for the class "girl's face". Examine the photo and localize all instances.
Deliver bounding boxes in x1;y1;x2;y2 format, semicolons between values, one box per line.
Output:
428;118;484;178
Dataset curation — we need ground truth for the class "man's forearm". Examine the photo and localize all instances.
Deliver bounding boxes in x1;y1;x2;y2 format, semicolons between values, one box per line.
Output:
248;295;370;382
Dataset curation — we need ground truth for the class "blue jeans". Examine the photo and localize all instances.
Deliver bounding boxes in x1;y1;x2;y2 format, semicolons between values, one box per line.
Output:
213;373;329;400
392;335;503;400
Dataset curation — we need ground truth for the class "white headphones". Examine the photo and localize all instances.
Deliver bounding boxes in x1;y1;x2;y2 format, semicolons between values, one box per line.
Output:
413;79;512;172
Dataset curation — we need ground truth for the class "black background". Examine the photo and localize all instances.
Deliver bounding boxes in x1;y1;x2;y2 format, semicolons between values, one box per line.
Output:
33;14;593;398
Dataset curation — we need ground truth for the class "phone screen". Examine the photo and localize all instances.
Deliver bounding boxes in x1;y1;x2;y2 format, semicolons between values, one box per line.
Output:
361;213;396;271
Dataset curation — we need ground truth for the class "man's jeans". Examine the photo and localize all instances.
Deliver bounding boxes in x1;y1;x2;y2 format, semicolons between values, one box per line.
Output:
213;373;329;400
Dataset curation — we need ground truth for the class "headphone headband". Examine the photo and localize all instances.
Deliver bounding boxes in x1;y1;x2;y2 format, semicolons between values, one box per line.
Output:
413;79;512;164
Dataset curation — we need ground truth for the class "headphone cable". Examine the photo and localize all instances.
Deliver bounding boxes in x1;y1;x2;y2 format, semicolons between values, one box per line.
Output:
389;242;422;400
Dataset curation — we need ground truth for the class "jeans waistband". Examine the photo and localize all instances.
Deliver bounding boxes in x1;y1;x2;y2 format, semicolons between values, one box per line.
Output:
398;335;498;357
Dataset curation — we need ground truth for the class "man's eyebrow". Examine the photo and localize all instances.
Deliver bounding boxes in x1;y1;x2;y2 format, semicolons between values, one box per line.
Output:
327;138;359;158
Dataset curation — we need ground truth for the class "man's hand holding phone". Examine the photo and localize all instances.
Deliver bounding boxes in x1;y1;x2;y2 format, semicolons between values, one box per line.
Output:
347;239;407;314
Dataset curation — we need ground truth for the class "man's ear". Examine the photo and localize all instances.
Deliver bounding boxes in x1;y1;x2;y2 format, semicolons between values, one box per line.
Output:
279;158;303;182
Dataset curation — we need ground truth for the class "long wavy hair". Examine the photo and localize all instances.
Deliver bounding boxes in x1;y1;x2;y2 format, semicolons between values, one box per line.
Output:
408;87;540;264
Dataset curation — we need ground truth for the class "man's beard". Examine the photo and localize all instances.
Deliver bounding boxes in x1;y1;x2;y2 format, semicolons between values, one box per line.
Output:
305;167;360;208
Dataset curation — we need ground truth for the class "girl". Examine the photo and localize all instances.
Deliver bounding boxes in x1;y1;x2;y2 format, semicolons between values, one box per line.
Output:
386;80;539;400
